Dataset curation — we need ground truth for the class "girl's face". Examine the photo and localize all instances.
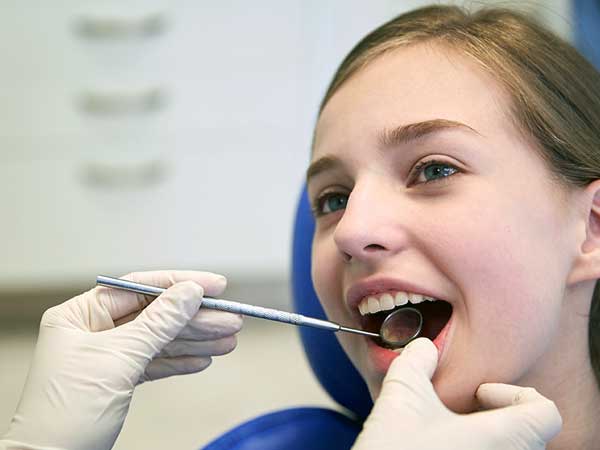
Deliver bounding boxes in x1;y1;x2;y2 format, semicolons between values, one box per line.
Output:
308;43;581;412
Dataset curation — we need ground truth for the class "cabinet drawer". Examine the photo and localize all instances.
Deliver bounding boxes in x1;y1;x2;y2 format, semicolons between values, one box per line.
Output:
0;126;306;290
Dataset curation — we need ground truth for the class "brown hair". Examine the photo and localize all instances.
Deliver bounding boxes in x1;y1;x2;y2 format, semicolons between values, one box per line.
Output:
318;5;600;386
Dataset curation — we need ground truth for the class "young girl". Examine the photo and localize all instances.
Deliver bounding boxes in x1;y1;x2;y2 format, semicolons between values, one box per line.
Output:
2;4;599;450
307;4;600;449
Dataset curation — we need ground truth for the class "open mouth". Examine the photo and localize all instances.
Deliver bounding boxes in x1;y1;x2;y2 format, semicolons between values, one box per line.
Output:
358;292;453;348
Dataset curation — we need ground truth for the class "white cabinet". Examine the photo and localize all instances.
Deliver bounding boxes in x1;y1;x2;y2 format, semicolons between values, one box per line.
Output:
0;1;314;292
0;127;305;290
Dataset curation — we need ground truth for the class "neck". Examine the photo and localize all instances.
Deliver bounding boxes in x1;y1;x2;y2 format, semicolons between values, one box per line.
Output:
517;287;600;450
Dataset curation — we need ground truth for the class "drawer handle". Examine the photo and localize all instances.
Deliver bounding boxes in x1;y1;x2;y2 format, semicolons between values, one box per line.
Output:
74;11;168;39
78;86;167;115
82;158;168;188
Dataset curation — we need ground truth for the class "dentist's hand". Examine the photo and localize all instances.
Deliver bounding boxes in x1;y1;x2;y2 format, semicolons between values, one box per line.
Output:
352;338;562;450
1;270;242;450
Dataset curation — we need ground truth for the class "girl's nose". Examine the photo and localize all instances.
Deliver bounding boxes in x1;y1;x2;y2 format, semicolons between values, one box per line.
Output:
333;186;409;264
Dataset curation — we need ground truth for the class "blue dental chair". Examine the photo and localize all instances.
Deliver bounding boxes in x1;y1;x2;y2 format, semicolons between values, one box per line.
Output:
202;188;373;450
574;0;600;71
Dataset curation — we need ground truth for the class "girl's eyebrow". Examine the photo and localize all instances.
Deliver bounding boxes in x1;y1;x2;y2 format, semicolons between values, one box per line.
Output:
307;119;481;184
306;155;342;185
377;118;481;148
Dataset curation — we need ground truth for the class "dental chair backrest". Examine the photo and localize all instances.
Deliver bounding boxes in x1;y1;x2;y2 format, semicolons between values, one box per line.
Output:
202;187;372;449
290;187;373;419
574;0;600;71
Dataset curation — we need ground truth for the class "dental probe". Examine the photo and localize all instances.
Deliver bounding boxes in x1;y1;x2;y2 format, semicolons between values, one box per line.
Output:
96;275;379;339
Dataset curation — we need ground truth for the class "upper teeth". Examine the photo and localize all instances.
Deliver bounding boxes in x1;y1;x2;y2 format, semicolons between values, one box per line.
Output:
358;291;437;316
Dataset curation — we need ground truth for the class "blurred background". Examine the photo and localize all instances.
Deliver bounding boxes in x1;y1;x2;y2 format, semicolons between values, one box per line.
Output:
0;0;594;448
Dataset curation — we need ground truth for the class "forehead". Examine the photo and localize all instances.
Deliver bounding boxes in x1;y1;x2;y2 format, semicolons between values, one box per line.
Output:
313;43;513;157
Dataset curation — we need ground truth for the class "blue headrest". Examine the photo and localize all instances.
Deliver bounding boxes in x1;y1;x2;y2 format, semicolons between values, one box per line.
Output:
291;187;373;420
574;0;600;70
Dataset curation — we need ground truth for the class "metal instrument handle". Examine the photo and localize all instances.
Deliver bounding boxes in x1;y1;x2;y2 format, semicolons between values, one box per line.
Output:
96;275;340;332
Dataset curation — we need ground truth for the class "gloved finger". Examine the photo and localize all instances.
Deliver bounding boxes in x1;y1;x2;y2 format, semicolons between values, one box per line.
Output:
113;309;142;327
177;309;243;340
387;337;438;381
93;270;227;326
114;306;244;341
156;335;237;358
476;383;563;443
140;356;213;383
372;338;444;425
476;383;548;409
116;281;205;362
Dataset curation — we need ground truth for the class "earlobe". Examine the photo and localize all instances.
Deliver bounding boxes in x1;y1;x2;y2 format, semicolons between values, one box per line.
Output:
567;182;600;286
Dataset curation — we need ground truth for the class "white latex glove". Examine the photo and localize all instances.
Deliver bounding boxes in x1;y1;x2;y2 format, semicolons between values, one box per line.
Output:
352;338;562;450
1;270;242;450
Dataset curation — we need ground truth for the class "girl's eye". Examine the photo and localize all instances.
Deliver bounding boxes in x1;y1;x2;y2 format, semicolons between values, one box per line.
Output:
313;192;348;217
412;159;459;185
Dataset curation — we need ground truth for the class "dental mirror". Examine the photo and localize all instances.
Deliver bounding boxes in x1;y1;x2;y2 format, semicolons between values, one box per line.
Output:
378;306;424;348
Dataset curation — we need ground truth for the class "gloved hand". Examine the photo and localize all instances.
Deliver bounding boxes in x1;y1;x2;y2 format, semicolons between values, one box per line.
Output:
352;338;562;450
0;270;242;450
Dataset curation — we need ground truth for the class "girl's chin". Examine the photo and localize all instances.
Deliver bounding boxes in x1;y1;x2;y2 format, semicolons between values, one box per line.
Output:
365;354;479;413
435;382;480;413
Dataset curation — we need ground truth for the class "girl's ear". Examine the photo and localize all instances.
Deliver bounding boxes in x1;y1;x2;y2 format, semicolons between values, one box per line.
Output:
568;180;600;286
